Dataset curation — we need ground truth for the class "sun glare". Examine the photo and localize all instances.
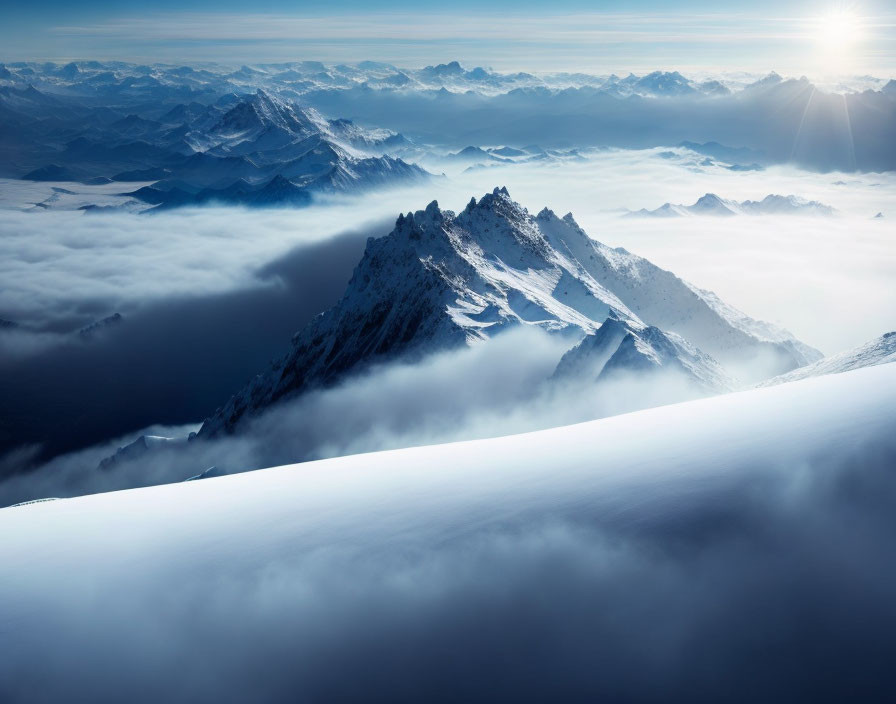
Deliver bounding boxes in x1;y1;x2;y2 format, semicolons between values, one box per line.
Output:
814;8;863;53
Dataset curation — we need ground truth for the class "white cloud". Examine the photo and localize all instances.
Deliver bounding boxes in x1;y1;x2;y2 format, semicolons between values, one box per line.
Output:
2;152;892;348
0;152;891;496
0;325;739;505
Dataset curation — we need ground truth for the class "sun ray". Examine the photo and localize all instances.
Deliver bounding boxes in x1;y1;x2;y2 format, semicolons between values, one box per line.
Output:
841;94;858;172
790;84;817;162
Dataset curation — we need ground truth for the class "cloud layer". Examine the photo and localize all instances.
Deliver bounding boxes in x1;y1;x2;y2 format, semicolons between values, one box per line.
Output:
1;321;738;506
1;155;892;490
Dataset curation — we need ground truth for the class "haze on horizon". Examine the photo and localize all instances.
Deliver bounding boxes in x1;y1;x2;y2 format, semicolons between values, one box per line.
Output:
2;0;894;78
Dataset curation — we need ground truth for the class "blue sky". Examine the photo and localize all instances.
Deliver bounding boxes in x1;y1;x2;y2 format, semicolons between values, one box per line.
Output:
2;1;893;76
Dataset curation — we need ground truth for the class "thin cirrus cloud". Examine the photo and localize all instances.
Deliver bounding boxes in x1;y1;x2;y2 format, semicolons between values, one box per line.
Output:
48;13;813;41
15;10;892;73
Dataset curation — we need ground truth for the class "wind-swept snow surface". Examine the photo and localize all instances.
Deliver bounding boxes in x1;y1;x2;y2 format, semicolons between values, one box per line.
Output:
1;363;895;702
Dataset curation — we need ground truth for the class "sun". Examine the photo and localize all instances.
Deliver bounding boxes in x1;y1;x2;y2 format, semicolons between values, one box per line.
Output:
813;8;863;53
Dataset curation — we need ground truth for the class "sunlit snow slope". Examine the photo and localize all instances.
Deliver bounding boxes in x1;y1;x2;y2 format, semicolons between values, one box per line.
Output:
761;331;896;386
1;363;895;702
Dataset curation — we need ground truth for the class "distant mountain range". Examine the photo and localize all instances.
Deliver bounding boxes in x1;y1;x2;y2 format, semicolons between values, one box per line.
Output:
626;193;836;218
1;85;431;208
199;187;820;437
3;61;894;175
0;61;798;104
1;60;886;102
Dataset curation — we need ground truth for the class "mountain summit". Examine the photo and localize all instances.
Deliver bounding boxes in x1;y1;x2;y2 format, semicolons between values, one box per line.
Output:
210;89;328;140
199;188;819;436
129;89;431;207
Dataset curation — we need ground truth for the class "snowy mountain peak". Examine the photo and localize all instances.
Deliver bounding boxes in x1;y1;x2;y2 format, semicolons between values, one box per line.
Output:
424;61;465;77
198;189;817;436
212;89;326;139
116;88;430;208
741;194;835;215
634;70;696;95
553;315;733;392
691;192;737;215
628;193;835;218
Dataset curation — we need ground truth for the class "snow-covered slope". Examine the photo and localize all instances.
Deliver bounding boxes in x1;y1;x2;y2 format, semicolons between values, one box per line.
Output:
2;364;895;702
761;332;896;386
200;188;815;435
682;283;823;366
627;193;835;217
553;314;734;392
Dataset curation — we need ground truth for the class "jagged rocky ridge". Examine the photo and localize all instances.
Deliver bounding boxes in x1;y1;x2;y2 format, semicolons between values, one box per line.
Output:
199;187;819;436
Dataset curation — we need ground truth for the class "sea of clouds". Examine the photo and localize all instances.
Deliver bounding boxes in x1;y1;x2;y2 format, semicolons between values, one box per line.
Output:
0;151;893;502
